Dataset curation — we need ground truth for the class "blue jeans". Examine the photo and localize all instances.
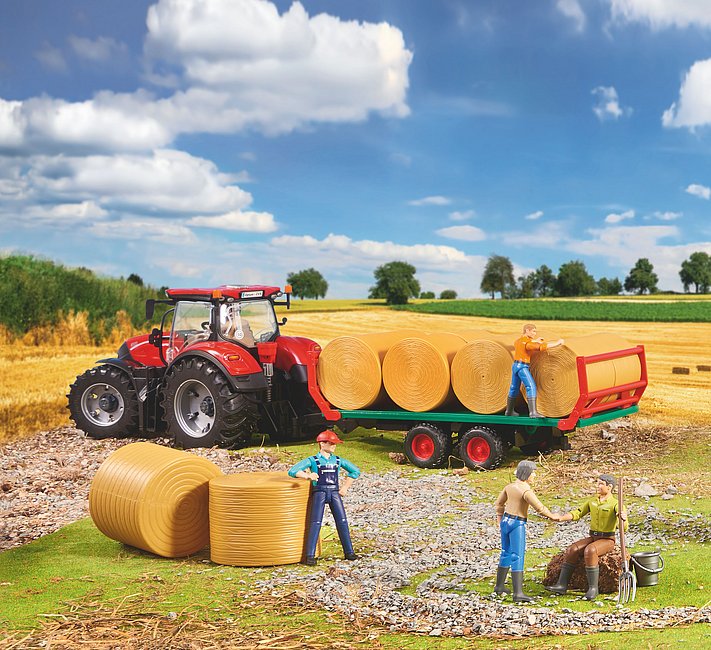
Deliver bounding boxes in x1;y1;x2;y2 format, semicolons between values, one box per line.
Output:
305;487;354;558
508;361;536;399
499;515;527;572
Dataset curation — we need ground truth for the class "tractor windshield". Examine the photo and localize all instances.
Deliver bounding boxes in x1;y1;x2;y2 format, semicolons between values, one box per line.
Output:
167;301;214;362
220;300;278;348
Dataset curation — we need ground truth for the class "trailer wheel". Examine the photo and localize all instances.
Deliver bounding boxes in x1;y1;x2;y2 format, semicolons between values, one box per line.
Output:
68;365;139;439
459;427;505;470
519;427;554;456
162;357;258;449
404;423;452;469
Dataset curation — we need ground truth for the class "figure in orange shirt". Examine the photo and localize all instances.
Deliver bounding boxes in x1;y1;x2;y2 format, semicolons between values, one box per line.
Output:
505;324;563;418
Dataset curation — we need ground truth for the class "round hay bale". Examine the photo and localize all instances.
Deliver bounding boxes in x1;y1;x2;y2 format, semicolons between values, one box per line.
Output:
451;331;513;414
89;442;222;558
209;472;313;567
382;333;466;412
317;330;420;409
530;333;641;417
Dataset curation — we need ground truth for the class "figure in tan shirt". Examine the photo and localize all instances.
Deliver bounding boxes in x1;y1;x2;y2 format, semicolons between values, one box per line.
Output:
494;460;561;602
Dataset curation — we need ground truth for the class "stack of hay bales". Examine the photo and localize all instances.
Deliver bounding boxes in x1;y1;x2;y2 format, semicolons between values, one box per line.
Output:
317;329;641;417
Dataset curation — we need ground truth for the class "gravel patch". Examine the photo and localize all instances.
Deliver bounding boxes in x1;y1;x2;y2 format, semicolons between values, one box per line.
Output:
1;428;710;639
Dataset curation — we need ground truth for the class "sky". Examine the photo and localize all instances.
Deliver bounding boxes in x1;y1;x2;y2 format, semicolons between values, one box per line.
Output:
2;0;711;298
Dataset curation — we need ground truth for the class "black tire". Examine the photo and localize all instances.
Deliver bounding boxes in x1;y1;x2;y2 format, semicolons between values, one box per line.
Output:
459;426;505;470
162;357;258;449
519;426;554;456
404;423;452;469
67;365;139;439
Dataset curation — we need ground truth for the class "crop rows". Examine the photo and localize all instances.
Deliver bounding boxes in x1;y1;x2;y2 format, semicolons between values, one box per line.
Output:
397;299;711;322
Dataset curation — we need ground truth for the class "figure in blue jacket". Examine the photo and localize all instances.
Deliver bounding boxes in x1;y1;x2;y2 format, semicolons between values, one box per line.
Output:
288;430;360;566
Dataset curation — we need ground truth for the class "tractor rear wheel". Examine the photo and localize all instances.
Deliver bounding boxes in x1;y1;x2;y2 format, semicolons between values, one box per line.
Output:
404;423;452;469
162;357;258;449
68;365;139;439
459;426;505;470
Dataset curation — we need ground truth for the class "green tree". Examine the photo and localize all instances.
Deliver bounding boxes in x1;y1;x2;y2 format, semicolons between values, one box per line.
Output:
368;261;420;305
480;255;515;299
439;289;457;299
420;291;435;299
286;268;328;300
597;277;622;295
515;273;536;299
555;260;596;297
533;265;556;297
679;251;711;293
127;273;144;287
624;258;658;295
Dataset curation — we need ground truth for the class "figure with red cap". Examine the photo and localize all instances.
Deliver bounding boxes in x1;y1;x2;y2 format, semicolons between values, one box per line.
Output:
288;430;361;565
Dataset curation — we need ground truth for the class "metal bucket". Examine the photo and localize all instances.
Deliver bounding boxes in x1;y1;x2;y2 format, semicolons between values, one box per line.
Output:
631;551;664;587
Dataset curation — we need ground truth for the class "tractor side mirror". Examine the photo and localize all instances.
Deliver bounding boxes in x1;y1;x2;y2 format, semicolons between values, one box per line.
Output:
149;328;162;347
146;299;156;320
279;317;287;326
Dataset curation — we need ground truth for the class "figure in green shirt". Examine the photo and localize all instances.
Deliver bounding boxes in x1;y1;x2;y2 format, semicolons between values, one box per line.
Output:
546;474;628;600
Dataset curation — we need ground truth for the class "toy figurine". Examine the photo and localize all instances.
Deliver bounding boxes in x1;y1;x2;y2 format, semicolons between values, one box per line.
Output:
494;460;560;602
288;430;361;566
546;474;628;600
506;324;564;418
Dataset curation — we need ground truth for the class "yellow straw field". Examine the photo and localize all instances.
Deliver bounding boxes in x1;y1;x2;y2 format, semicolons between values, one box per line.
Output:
1;309;708;444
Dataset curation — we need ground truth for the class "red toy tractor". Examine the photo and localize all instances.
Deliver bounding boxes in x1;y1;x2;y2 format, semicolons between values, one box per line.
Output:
68;285;329;448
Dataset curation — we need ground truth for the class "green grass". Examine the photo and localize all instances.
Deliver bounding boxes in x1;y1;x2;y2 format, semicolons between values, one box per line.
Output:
396;298;711;322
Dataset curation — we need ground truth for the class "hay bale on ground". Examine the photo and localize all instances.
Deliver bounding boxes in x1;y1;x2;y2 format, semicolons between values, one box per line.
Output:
543;548;625;594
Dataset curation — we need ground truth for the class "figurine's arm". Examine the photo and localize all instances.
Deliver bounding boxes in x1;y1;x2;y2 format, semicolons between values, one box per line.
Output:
288;458;318;482
524;489;558;521
338;458;361;496
494;487;507;525
339;476;354;496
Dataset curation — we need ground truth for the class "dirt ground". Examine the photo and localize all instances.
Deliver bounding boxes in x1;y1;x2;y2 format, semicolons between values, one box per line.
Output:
282;310;710;426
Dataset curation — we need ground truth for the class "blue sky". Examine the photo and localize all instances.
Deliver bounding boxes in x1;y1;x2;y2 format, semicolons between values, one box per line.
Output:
2;0;711;297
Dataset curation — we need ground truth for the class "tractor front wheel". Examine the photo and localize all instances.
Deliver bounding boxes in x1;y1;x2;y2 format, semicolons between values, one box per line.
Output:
68;365;139;439
162;357;258;449
459;426;505;470
404;423;452;469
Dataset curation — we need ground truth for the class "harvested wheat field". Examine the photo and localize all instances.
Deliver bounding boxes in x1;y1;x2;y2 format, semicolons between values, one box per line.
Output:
283;310;710;426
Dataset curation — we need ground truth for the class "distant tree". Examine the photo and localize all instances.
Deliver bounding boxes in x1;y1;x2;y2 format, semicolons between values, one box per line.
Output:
514;273;536;299
420;291;435;299
368;261;420;305
624;258;658;295
556;260;596;297
533;265;556;297
439;289;457;299
596;277;622;296
286;268;328;300
480;255;515;299
158;286;169;297
127;273;144;287
679;251;711;293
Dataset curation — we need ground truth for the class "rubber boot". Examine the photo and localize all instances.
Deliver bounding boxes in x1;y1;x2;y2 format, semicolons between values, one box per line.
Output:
303;556;317;566
527;397;542;418
344;552;359;561
511;571;533;603
584;566;600;601
505;396;517;417
546;562;575;595
493;566;511;596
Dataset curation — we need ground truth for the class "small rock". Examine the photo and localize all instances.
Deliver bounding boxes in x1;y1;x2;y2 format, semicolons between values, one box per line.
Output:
452;467;469;476
634;482;659;498
388;453;408;465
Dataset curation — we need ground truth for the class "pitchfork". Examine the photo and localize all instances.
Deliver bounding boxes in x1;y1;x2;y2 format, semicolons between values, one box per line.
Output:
617;476;636;604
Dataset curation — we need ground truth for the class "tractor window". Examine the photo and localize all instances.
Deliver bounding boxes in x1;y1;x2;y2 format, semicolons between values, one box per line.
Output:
220;300;277;348
167;301;213;362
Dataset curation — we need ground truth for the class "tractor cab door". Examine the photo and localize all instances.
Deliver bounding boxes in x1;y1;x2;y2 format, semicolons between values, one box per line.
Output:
166;301;214;363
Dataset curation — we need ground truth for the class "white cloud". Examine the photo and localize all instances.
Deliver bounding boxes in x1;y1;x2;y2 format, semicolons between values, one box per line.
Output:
35;43;67;72
69;36;128;62
408;195;452;207
435;225;486;241
605;209;635;224
86;217;199;245
649;211;682;221
663;59;711;129
27;201;108;223
686;183;711;199
524;210;544;221
188;210;277;233
449;210;474;221
501;221;571;248
557;0;586;32
608;0;711;30
592;86;631;121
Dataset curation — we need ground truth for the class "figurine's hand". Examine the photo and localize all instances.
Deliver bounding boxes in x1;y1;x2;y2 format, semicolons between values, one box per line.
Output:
338;487;348;497
550;513;561;522
308;472;319;481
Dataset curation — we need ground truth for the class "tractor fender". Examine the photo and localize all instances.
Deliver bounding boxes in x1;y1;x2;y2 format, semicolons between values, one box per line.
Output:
276;336;321;375
95;358;140;392
168;344;268;393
